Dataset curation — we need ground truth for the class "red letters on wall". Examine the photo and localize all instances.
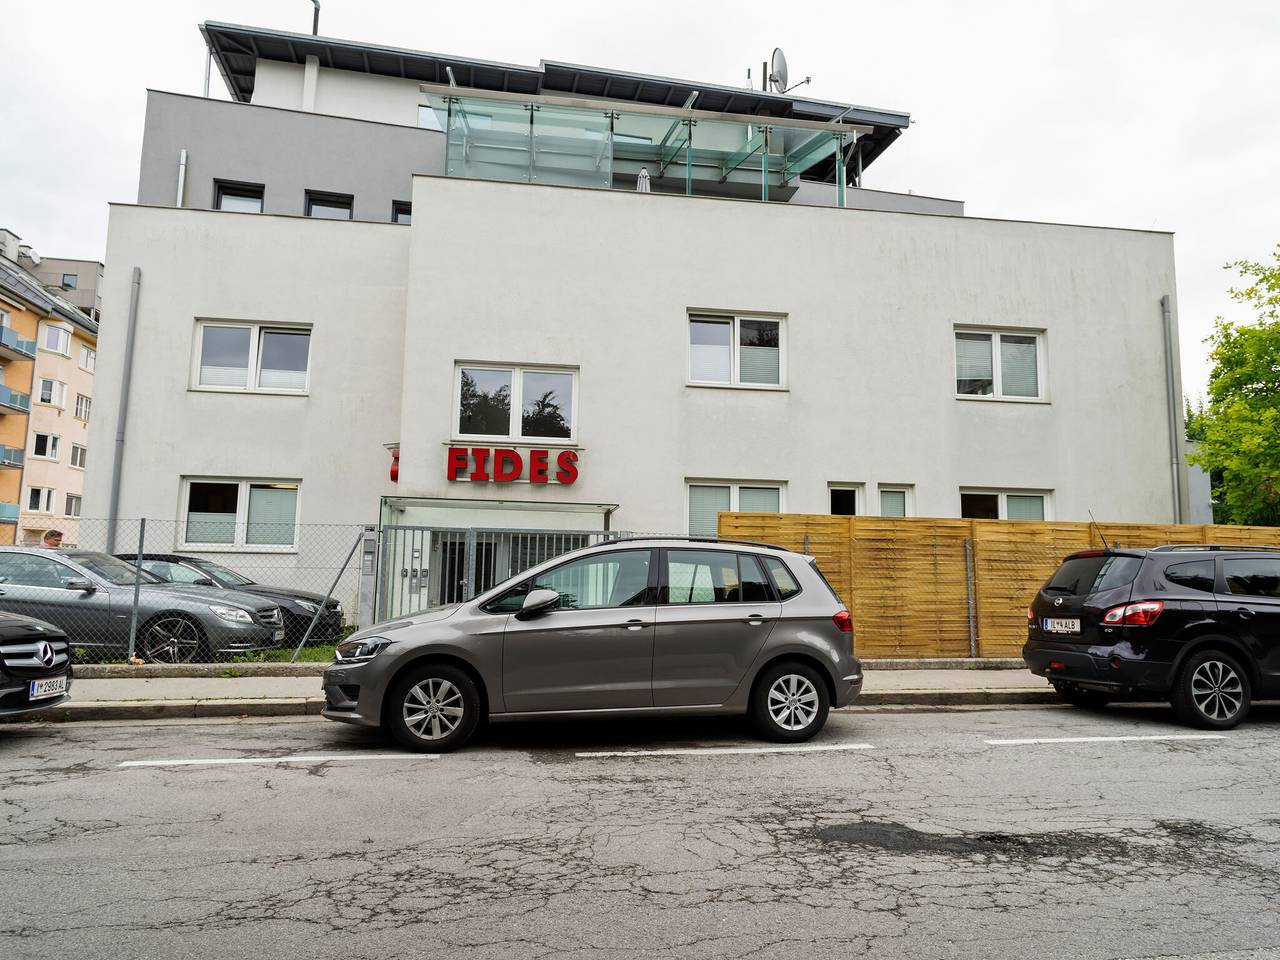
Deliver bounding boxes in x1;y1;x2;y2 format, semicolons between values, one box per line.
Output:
445;447;579;485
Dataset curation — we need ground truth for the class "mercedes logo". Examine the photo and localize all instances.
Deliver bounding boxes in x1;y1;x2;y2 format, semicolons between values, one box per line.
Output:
36;640;55;668
1054;597;1064;607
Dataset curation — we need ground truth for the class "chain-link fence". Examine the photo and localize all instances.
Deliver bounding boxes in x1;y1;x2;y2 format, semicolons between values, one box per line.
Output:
0;518;369;664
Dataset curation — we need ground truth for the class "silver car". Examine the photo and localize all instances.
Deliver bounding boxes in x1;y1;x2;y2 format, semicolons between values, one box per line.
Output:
322;538;862;751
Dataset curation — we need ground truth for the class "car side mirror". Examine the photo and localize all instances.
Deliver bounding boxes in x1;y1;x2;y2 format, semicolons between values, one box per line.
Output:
516;588;560;620
65;579;96;593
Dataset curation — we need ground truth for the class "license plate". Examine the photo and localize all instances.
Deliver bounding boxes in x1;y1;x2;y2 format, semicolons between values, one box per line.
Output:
1042;617;1081;635
274;629;285;642
29;676;68;700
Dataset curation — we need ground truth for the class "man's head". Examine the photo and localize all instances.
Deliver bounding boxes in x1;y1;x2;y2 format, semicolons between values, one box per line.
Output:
42;529;63;548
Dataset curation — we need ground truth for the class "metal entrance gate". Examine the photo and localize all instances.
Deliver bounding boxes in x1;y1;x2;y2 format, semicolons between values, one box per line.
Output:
376;526;627;620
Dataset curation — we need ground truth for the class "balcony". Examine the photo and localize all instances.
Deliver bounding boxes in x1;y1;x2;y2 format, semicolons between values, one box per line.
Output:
0;502;18;524
0;385;31;414
0;446;23;468
0;326;37;362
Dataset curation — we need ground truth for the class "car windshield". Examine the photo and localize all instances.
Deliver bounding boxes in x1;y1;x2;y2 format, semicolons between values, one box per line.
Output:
70;552;164;586
195;560;255;586
1045;554;1142;597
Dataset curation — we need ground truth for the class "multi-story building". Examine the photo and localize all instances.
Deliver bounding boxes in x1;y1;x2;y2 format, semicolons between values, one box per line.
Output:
86;21;1188;615
23;255;104;322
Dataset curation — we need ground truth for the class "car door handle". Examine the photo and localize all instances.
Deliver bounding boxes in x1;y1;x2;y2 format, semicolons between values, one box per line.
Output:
621;619;646;631
1235;608;1255;620
745;614;766;626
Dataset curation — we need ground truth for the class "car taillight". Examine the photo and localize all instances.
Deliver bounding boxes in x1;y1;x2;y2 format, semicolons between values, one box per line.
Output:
1027;604;1035;623
1102;601;1163;626
833;610;853;634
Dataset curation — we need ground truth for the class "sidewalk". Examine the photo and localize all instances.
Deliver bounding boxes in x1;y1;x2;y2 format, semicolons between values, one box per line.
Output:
7;662;1057;723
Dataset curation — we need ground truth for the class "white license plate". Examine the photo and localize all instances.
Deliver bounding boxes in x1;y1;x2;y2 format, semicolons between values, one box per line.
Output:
274;629;285;642
1042;617;1081;635
29;675;68;700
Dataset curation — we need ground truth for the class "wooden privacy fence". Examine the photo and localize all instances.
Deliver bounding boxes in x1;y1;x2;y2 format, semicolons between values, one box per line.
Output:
717;513;1280;658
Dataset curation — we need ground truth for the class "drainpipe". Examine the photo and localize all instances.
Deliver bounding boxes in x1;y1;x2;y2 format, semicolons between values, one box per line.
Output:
175;149;188;207
1161;294;1184;523
105;267;142;553
311;0;320;35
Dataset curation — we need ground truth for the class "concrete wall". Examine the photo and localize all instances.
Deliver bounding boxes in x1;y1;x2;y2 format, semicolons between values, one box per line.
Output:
252;61;427;127
790;180;964;216
397;176;1184;531
138;91;445;221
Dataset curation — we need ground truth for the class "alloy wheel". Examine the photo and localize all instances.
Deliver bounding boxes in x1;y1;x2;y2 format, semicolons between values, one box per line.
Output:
768;673;819;731
403;678;464;741
1190;659;1243;722
141;617;202;664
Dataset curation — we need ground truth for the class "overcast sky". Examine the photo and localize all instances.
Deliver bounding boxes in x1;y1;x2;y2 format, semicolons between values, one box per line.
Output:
2;0;1276;398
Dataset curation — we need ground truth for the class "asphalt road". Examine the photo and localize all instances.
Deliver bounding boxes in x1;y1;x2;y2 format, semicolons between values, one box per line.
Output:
3;704;1280;960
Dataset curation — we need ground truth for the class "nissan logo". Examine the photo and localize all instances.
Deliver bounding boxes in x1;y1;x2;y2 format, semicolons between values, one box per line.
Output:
37;640;55;668
1054;597;1064;607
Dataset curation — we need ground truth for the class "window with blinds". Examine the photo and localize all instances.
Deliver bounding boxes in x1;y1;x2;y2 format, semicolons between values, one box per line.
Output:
955;329;1042;400
687;482;782;535
197;322;311;393
184;478;300;548
689;314;783;387
879;488;910;517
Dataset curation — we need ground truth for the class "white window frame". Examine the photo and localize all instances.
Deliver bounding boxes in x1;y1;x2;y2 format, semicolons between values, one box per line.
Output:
64;493;82;518
178;477;302;553
827;483;865;517
26;487;55;514
37;378;66;408
31;433;60;461
959;487;1053;521
40;323;72;357
70;444;87;470
685;480;786;536
74;393;91;421
452;363;579;445
687;313;787;390
954;327;1047;403
191;321;312;395
876;484;915;518
79;345;96;372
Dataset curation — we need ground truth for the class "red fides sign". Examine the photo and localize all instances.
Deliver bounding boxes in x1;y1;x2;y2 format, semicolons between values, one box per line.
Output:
447;447;579;485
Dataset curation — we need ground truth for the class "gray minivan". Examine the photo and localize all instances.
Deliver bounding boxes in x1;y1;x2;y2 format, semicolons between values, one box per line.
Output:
323;538;861;751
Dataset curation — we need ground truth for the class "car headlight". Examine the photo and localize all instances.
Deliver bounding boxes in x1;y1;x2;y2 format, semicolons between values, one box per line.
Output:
335;636;395;663
295;600;319;615
209;604;254;624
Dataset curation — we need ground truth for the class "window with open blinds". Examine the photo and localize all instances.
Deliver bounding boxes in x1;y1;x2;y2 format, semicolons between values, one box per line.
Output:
688;485;730;537
690;315;782;386
955;329;1042;400
1000;335;1039;398
955;332;994;395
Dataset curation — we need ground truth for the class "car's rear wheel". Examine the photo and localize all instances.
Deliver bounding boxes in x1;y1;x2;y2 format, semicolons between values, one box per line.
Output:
138;614;205;664
1171;649;1251;730
750;662;830;742
386;663;481;752
1052;682;1113;710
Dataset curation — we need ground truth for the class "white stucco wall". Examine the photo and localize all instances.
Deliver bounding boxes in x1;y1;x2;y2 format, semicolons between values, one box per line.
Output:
251;60;425;127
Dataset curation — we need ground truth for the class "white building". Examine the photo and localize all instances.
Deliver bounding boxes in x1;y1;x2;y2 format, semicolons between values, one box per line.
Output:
86;21;1190;617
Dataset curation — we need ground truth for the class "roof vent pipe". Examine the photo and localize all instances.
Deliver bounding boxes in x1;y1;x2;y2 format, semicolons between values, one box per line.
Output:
311;0;320;35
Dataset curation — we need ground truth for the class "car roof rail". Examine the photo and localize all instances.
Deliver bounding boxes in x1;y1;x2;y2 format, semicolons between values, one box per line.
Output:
1149;543;1280;553
603;535;790;551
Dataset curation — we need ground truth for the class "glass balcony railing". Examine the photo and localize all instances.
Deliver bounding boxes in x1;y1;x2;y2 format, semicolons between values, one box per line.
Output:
0;385;32;413
0;325;37;361
427;91;855;205
0;445;23;468
0;502;18;523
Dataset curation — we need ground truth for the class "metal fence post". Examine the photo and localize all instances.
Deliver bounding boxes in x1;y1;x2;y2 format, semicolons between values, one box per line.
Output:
963;537;978;658
290;528;366;663
463;528;478;601
127;518;146;662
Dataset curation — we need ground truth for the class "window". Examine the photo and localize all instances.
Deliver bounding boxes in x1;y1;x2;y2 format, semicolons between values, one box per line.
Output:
392;201;412;225
195;322;311;392
829;486;860;516
662;550;772;605
687;482;782;536
64;494;82;518
960;490;1048;521
1164;560;1216;594
417;104;444;131
688;314;783;387
1223;559;1280;599
455;365;575;441
0;553;78;588
31;434;60;460
183;479;300;549
763;556;801;600
42;324;71;356
955;329;1043;400
79;345;96;371
141;560;209;584
214;181;264;213
529;550;651;610
1047;555;1142;596
879;486;912;518
305;190;354;220
38;379;66;407
26;487;54;513
61;274;77;289
74;393;91;421
70;444;86;469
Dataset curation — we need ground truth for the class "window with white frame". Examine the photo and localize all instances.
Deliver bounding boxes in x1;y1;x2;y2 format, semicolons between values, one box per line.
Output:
960;489;1049;521
65;493;82;518
183;479;300;548
828;484;862;516
195;322;311;392
74;393;91;421
26;487;55;513
689;314;784;387
687;481;783;536
70;444;87;469
955;328;1043;400
79;345;96;371
31;434;60;460
38;379;66;407
455;364;576;441
42;324;71;356
878;485;914;518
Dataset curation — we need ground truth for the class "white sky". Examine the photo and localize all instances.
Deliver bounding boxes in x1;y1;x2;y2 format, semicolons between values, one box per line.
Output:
2;0;1277;398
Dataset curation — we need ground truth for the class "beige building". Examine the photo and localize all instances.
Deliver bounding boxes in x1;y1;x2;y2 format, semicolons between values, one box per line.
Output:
26;256;104;322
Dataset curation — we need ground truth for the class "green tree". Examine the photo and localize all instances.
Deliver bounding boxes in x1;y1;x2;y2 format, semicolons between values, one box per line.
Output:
1187;245;1280;525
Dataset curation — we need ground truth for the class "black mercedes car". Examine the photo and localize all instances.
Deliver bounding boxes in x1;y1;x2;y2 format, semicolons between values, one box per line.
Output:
0;610;72;717
118;553;346;647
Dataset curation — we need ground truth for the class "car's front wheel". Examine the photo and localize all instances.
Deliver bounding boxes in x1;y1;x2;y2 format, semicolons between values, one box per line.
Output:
386;663;481;752
1171;649;1251;730
750;662;830;742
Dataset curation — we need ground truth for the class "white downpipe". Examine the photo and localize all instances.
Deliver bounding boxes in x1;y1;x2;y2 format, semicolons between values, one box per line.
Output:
175;149;188;207
1161;294;1184;523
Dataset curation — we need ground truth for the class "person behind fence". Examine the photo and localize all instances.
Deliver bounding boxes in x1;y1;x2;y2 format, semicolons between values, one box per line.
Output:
42;529;64;549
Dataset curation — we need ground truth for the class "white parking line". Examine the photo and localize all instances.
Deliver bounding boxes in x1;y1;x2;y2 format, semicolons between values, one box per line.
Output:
118;753;439;768
985;734;1227;746
576;743;876;758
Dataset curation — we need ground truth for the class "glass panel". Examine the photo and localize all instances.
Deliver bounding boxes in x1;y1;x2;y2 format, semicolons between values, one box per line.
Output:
530;550;651;609
532;105;612;189
459;368;512;436
830;488;858;516
521;370;572;439
1006;495;1045;521
187;481;238;544
690;319;731;382
246;484;298;545
780;128;838;183
61;274;77;289
738;319;780;384
763;556;800;600
686;117;766;195
612;108;668;191
738;486;780;513
688;484;730;537
1163;561;1215;593
218;192;262;214
446;96;533;183
1000;334;1039;398
955;333;994;395
1224;559;1280;598
666;549;741;604
258;330;310;390
199;326;251;388
879;489;908;518
417;103;445;131
960;492;1000;520
307;197;351;220
739;554;773;602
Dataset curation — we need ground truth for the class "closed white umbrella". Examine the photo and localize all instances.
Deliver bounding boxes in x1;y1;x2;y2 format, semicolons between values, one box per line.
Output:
636;167;651;193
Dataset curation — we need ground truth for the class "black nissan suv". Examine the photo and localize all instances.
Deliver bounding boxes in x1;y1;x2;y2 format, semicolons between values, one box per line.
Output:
1024;545;1280;730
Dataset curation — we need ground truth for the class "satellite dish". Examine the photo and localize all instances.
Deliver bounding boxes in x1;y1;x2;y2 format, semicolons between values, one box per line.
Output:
770;48;788;94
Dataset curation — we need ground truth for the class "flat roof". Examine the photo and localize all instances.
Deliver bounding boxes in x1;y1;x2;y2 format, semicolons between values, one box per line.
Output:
200;21;908;177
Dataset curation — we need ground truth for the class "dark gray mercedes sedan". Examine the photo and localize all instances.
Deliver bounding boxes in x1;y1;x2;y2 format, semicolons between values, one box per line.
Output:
323;538;862;751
